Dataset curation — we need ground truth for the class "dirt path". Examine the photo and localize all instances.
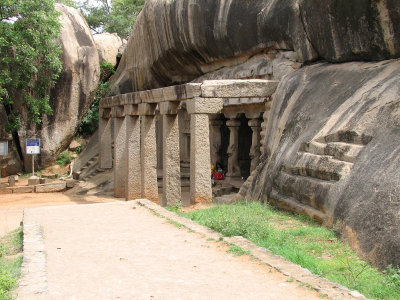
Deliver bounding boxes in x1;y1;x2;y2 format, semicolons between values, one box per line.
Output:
19;201;321;300
0;192;117;236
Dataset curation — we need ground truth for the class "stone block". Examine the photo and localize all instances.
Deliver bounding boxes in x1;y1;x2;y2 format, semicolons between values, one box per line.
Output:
35;182;66;193
12;186;34;194
159;101;180;115
65;179;78;188
28;176;40;186
39;178;53;184
138;103;157;116
8;175;16;187
111;106;124;118
0;188;13;194
201;79;279;98
186;97;223;114
124;104;139;116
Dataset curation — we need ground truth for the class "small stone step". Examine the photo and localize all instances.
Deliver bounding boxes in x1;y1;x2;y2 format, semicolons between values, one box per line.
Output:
300;141;364;163
283;152;352;181
274;171;332;212
269;189;326;223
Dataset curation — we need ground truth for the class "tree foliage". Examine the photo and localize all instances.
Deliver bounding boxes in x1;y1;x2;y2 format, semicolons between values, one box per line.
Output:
77;0;144;39
0;0;62;132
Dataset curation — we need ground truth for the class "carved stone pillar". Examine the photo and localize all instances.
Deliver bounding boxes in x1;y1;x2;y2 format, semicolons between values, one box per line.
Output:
210;118;223;166
112;106;126;198
139;103;158;203
160;101;181;207
248;119;262;172
125;104;141;200
99;108;112;169
226;119;241;178
187;97;223;204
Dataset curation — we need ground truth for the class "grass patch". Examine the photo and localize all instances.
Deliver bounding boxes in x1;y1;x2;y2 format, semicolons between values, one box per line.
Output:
167;220;183;228
179;201;400;300
227;245;250;257
0;227;23;299
56;151;72;167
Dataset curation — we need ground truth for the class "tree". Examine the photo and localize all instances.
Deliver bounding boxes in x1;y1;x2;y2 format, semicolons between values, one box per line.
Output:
77;0;144;39
0;0;62;132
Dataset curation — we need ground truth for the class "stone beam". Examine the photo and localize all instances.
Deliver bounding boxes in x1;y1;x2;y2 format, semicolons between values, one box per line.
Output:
201;80;279;98
186;97;223;114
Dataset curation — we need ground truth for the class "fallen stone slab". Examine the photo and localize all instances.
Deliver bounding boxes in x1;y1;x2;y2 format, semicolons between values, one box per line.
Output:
35;182;66;193
12;186;34;194
201;79;279;98
0;187;13;194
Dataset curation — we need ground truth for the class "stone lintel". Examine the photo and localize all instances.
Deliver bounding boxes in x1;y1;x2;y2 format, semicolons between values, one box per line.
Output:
186;97;223;114
124;104;139;116
159;101;180;115
100;108;112;119
138;103;157;115
223;97;267;106
111;106;125;118
201;79;279;98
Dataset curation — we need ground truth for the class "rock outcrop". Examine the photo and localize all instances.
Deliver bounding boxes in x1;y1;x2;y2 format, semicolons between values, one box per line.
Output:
8;4;100;171
110;0;400;268
111;0;400;94
93;32;124;66
239;60;400;268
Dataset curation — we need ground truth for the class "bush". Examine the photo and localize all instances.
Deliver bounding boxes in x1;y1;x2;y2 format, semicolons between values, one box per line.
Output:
56;151;72;167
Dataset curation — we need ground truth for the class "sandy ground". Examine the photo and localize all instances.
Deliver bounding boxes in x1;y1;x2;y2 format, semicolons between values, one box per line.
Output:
0;191;117;236
21;201;321;299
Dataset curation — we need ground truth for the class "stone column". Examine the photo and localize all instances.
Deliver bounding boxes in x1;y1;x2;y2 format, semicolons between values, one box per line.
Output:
99;108;112;169
125;104;141;200
139;103;158;203
209;118;223;166
187;97;223;204
226;119;241;178
112;106;126;198
160;102;181;207
248;119;262;172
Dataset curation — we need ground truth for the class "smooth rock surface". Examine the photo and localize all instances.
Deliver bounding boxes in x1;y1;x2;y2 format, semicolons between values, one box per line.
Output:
239;59;400;269
93;32;123;66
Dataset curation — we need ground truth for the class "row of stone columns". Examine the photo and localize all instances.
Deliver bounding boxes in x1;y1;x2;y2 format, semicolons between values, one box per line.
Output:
99;97;222;206
209;116;263;177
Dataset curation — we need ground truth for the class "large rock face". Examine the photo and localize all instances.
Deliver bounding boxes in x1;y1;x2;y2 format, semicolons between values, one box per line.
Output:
93;32;124;66
239;60;400;268
112;0;400;94
14;4;100;170
111;0;400;268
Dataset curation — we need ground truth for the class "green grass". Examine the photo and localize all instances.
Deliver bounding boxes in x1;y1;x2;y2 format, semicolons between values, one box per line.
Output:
227;245;250;257
0;227;23;300
56;151;73;167
179;201;400;300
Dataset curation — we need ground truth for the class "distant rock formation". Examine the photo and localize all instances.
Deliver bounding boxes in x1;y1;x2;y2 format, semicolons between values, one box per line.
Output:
111;0;400;268
0;4;100;172
94;32;124;67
